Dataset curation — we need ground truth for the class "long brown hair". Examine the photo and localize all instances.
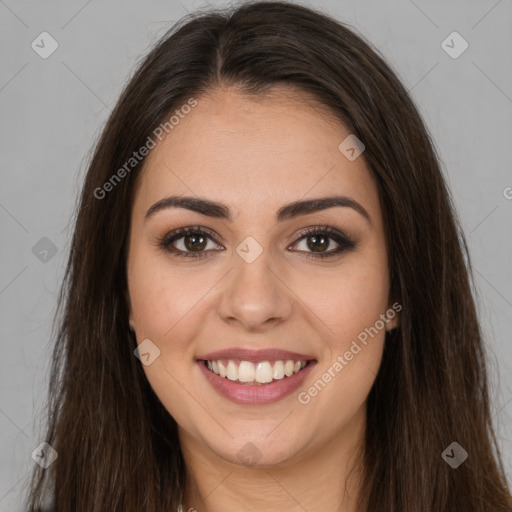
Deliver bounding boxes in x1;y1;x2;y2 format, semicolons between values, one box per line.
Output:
26;1;512;510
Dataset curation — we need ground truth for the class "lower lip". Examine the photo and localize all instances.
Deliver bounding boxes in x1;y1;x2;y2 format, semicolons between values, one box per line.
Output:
197;360;317;405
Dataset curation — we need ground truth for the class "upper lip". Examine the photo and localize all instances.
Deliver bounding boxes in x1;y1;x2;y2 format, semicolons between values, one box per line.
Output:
196;348;316;363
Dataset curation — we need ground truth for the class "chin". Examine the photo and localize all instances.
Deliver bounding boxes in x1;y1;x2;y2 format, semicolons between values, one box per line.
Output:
202;429;307;468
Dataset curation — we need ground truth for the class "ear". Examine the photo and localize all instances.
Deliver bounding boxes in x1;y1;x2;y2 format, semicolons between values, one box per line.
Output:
125;289;136;331
385;300;402;331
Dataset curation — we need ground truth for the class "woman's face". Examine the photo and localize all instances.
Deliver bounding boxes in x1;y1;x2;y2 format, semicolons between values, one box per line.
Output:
126;86;399;467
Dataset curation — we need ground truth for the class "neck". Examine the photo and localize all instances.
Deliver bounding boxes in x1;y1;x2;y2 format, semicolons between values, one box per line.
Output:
178;405;366;512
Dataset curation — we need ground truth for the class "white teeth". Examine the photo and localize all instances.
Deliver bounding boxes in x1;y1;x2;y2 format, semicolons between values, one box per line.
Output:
255;362;273;383
284;360;294;377
226;360;238;381
238;361;255;382
217;360;227;378
273;360;285;380
205;358;309;384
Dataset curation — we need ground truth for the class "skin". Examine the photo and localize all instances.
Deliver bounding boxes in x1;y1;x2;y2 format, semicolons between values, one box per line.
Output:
126;85;400;512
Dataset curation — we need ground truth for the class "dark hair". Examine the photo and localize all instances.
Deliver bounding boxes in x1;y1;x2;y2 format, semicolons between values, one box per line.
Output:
27;1;512;510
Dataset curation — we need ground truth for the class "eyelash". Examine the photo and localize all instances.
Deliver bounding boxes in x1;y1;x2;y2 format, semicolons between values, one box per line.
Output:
157;225;356;260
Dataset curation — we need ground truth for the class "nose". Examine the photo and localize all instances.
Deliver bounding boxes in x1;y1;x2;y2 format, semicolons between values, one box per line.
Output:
216;249;294;332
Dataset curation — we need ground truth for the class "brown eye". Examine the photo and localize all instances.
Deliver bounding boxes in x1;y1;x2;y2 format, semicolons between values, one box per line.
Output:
304;234;331;252
182;233;208;251
290;226;356;259
159;226;223;258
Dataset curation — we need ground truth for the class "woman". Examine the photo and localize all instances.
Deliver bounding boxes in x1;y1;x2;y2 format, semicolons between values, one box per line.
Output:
26;1;512;510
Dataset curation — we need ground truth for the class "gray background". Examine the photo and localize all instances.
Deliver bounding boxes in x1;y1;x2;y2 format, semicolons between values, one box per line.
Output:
1;0;511;509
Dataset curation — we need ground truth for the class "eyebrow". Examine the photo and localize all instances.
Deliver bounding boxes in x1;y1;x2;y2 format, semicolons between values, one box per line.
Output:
144;195;372;225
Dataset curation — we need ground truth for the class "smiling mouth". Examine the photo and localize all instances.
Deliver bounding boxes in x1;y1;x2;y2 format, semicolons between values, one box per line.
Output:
200;359;314;385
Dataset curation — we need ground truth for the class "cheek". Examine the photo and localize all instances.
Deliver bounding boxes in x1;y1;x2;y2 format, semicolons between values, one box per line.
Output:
295;271;388;429
127;254;206;422
128;251;212;342
293;248;390;406
297;255;390;345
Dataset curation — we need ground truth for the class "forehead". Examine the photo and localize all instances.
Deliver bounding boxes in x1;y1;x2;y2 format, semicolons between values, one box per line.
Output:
132;86;380;223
